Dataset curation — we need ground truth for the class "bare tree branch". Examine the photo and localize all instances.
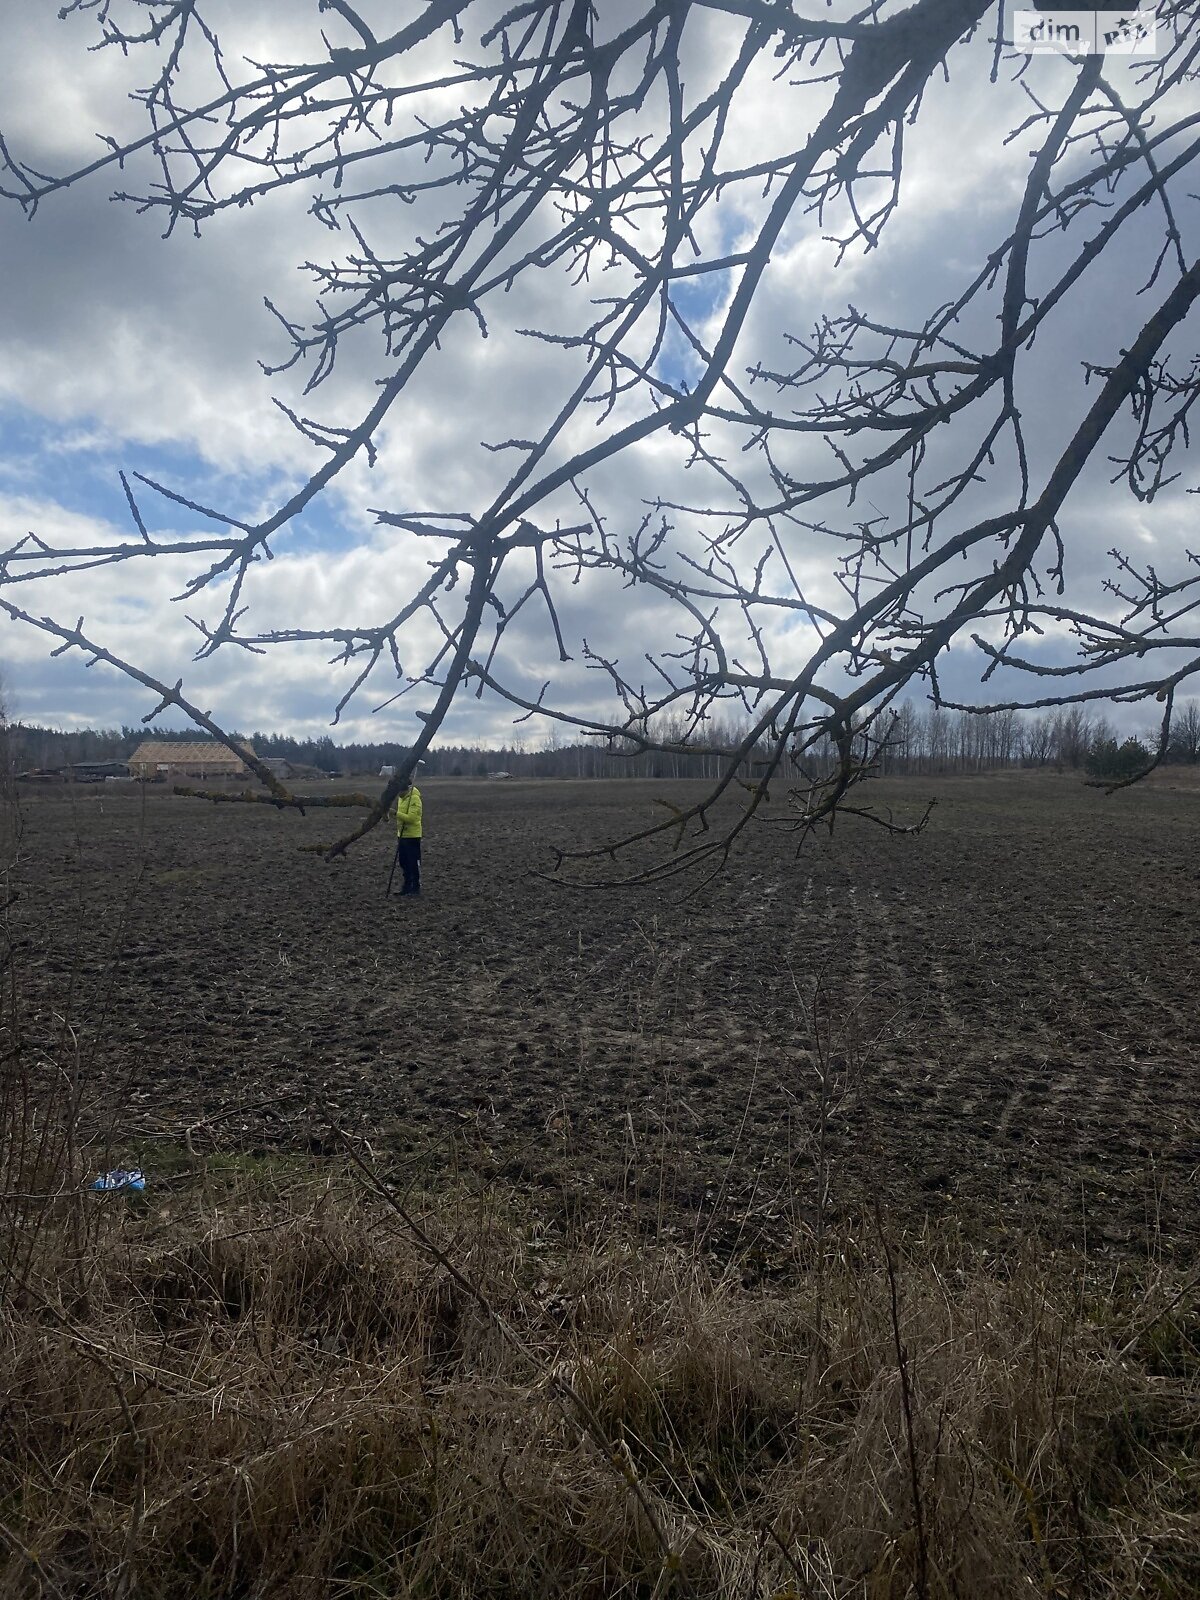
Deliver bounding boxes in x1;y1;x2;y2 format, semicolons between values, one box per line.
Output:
3;0;1199;877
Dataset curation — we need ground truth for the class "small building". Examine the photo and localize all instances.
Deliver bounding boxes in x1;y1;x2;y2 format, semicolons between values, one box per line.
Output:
261;757;295;781
127;740;255;781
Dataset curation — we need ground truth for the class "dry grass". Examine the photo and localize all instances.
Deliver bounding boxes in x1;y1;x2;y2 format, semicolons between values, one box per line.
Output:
1;1137;1198;1600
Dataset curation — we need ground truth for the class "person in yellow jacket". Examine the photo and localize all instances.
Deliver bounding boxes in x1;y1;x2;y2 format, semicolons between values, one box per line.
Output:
393;777;423;896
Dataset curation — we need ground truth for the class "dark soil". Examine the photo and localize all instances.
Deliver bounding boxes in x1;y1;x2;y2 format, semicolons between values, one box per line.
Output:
11;770;1200;1258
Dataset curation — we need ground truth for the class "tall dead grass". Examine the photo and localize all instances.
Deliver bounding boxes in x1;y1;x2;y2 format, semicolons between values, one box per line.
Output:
2;1145;1198;1600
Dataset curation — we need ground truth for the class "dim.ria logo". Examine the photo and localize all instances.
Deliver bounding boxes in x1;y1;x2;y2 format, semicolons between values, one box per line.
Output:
1013;7;1160;55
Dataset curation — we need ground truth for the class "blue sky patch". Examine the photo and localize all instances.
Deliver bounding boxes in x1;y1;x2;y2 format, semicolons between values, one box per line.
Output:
0;402;356;559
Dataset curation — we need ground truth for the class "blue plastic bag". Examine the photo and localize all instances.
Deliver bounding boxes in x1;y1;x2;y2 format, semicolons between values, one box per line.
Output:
90;1169;146;1193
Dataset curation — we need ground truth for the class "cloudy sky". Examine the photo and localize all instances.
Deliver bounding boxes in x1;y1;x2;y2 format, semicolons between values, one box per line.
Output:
0;0;1195;747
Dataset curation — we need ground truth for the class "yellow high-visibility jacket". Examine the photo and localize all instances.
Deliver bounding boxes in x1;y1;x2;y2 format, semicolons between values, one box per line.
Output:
394;785;423;839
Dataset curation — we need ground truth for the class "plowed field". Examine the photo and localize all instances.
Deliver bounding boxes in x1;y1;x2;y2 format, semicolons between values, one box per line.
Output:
12;771;1200;1257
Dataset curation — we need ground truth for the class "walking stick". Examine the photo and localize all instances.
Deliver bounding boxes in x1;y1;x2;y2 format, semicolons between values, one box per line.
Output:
386;840;400;897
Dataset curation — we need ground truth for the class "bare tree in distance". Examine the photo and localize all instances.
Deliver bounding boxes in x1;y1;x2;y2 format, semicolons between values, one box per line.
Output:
2;0;1199;880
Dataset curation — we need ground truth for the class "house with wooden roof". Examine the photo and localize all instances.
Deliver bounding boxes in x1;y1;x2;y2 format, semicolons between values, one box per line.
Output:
127;740;255;781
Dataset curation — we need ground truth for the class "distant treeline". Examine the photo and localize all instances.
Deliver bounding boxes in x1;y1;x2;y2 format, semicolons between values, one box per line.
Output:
874;700;1200;774
4;700;1198;780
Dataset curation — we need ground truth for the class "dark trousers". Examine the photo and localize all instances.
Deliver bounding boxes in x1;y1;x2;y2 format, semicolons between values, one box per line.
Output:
397;838;421;895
